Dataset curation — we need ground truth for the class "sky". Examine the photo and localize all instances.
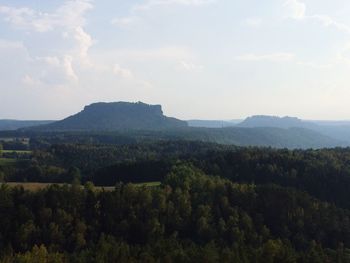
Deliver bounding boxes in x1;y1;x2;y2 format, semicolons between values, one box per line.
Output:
1;0;350;120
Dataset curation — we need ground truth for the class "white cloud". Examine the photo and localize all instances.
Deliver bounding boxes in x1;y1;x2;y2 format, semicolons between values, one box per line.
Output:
112;0;216;28
309;14;350;34
284;0;306;20
133;0;216;11
0;39;25;50
73;26;93;63
56;0;93;28
243;17;262;28
236;53;295;62
62;55;78;81
0;1;95;85
296;61;333;70
0;1;94;66
106;46;194;61
29;55;78;85
22;74;41;86
111;16;139;28
0;39;78;86
179;61;203;71
336;42;350;64
0;1;93;32
236;52;334;69
113;64;133;78
284;0;350;34
0;6;37;29
39;56;61;67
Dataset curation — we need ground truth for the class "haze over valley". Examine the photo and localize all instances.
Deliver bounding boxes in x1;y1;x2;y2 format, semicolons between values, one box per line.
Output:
2;101;350;149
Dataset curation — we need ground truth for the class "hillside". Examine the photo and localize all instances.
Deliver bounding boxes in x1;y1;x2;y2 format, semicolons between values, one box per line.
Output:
16;104;346;148
34;102;187;131
237;115;317;129
187;119;241;128
156;126;344;149
4;142;350;261
0;120;54;131
11;125;343;149
235;115;350;144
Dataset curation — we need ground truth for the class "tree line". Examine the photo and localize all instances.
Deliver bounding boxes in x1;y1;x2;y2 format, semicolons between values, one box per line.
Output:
1;165;350;262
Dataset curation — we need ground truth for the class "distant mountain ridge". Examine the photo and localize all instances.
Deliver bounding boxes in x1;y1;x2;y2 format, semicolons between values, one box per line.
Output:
0;120;54;131
187;119;241;128
33;102;188;131
237;115;317;129
5;103;347;148
148;126;344;149
235;115;350;144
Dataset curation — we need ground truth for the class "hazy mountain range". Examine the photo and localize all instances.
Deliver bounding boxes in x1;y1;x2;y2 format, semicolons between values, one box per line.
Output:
188;115;350;144
1;103;350;149
187;120;241;128
237;115;316;129
0;120;54;131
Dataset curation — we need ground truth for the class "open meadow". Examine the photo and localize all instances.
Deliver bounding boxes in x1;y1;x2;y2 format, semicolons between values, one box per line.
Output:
1;181;161;191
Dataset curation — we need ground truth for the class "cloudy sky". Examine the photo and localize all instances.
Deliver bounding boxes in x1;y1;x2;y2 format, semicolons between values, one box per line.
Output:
1;0;350;120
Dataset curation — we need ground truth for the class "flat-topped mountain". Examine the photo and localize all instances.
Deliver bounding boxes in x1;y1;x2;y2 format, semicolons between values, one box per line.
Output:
35;102;187;131
237;115;317;129
15;105;347;148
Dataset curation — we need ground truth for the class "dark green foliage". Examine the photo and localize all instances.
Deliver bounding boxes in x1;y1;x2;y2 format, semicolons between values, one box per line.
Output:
3;139;350;261
1;165;350;262
28;126;344;149
196;147;350;209
91;160;173;185
4;122;345;150
5;141;350;210
1;140;29;151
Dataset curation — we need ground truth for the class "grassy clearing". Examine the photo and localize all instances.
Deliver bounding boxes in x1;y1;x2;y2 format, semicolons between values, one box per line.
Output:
2;182;115;192
2;183;115;192
134;182;161;187
1;181;161;192
2;150;33;154
3;183;53;191
0;158;16;166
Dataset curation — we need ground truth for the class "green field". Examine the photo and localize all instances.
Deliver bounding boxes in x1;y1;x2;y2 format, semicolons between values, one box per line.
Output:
1;183;115;192
0;158;17;166
2;150;32;154
134;181;161;187
1;181;161;191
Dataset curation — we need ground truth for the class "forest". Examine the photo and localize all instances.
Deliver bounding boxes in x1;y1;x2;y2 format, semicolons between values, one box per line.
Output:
2;0;349;261
1;137;350;262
